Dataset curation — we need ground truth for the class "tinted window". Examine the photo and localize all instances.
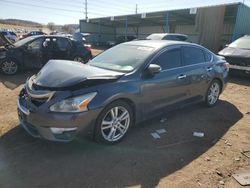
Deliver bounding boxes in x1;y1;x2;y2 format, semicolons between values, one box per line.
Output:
155;49;182;70
176;36;187;41
56;38;71;50
182;46;205;65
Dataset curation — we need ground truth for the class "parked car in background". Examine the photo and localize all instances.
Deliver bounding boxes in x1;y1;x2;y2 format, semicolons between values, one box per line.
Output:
146;33;189;42
0;35;92;75
17;40;229;144
106;36;136;47
116;35;136;44
0;31;18;42
19;31;46;39
218;35;250;75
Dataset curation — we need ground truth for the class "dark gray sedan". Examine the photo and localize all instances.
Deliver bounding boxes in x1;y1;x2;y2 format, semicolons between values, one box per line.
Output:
17;40;229;144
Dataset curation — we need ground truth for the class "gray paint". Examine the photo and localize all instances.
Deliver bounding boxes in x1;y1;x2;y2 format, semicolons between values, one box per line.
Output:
17;40;229;142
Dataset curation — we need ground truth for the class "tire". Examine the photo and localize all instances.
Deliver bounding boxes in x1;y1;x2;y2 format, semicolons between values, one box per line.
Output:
94;100;134;144
205;79;221;107
73;56;84;63
1;58;19;75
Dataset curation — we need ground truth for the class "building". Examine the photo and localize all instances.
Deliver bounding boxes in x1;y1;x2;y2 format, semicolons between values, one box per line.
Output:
79;2;250;52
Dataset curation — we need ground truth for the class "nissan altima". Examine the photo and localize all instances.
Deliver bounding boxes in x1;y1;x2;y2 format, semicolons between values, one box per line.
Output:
17;40;229;144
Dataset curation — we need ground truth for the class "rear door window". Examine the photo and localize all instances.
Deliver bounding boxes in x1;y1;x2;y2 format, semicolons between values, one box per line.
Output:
155;48;182;70
56;38;71;51
182;46;205;66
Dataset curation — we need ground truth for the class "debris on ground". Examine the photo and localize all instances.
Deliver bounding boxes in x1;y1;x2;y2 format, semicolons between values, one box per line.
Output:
193;132;204;137
246;112;250;115
241;150;250;159
160;118;167;123
232;170;250;186
234;157;240;161
216;170;223;177
204;156;211;161
219;180;225;185
156;128;167;134
151;132;161;139
224;140;232;146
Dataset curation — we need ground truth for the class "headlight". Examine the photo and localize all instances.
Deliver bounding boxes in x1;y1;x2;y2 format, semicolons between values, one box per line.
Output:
49;92;97;113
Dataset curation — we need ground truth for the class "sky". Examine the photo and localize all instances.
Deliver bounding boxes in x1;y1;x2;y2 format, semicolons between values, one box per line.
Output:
0;0;249;25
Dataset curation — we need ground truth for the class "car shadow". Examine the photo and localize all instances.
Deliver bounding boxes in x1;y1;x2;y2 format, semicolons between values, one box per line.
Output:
0;100;243;188
0;70;37;90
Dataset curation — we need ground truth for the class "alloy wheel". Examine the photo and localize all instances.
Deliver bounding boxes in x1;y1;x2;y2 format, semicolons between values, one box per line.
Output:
207;82;220;105
1;60;18;75
101;106;130;142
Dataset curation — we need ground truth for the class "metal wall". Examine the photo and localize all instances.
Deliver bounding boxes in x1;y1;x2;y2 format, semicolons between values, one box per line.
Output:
232;3;250;41
79;21;115;44
116;26;165;39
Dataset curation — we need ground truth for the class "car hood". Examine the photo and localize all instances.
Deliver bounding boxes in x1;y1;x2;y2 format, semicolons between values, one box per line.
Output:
218;47;250;58
32;60;124;90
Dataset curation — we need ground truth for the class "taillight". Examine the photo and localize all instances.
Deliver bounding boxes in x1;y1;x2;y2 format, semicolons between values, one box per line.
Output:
224;62;230;71
86;46;91;52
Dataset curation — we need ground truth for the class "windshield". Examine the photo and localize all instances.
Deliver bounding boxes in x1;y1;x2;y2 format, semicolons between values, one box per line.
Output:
229;37;250;49
14;36;37;47
88;44;155;73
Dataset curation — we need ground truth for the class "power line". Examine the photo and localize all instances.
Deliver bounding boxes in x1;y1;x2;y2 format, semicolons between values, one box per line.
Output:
25;0;84;9
1;0;83;13
0;2;82;20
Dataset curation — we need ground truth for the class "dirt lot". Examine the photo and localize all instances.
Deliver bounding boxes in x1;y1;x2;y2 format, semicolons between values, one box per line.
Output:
0;64;249;187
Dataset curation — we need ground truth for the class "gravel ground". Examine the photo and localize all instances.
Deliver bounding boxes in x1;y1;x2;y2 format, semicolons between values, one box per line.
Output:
0;57;249;188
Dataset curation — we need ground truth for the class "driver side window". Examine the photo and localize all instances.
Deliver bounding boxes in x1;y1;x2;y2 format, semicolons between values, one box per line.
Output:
155;49;182;70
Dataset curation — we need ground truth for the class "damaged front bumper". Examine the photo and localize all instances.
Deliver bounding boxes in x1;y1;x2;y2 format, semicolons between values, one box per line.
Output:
17;78;101;142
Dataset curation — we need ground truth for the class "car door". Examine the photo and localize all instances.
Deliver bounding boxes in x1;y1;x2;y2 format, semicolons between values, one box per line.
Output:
180;46;210;101
141;46;190;116
22;37;45;68
53;37;72;60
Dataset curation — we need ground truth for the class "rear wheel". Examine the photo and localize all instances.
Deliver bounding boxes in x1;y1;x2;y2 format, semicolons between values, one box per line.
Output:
1;58;19;75
94;101;134;144
205;80;221;107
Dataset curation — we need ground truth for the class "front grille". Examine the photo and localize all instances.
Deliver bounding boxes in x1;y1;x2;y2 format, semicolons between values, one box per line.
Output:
225;56;250;66
30;98;47;107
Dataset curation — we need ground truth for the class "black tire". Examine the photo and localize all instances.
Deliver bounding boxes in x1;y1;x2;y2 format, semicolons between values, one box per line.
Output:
73;56;90;64
0;58;19;75
205;79;221;107
94;100;134;144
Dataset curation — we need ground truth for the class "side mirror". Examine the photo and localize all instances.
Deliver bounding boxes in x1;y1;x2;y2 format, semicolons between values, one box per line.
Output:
147;64;162;75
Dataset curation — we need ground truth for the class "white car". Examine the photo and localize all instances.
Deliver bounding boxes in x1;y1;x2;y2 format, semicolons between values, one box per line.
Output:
0;31;18;42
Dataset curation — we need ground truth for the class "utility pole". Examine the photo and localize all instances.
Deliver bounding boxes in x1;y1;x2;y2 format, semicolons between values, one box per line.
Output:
135;4;138;14
85;0;88;21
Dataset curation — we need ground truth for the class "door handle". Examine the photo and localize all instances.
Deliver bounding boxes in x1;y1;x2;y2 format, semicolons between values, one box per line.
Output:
206;67;213;72
177;74;187;79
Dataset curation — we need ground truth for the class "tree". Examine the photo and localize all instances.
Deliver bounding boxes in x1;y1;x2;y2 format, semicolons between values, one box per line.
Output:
47;22;55;31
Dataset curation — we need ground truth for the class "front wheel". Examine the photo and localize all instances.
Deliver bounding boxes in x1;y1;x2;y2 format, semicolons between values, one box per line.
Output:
1;58;19;75
94;101;134;144
205;80;221;107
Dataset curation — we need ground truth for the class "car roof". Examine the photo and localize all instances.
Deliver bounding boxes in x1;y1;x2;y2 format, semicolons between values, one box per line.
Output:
122;40;200;50
148;33;188;37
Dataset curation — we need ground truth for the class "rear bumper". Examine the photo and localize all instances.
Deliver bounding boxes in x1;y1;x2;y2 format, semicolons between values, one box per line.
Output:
17;97;102;142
